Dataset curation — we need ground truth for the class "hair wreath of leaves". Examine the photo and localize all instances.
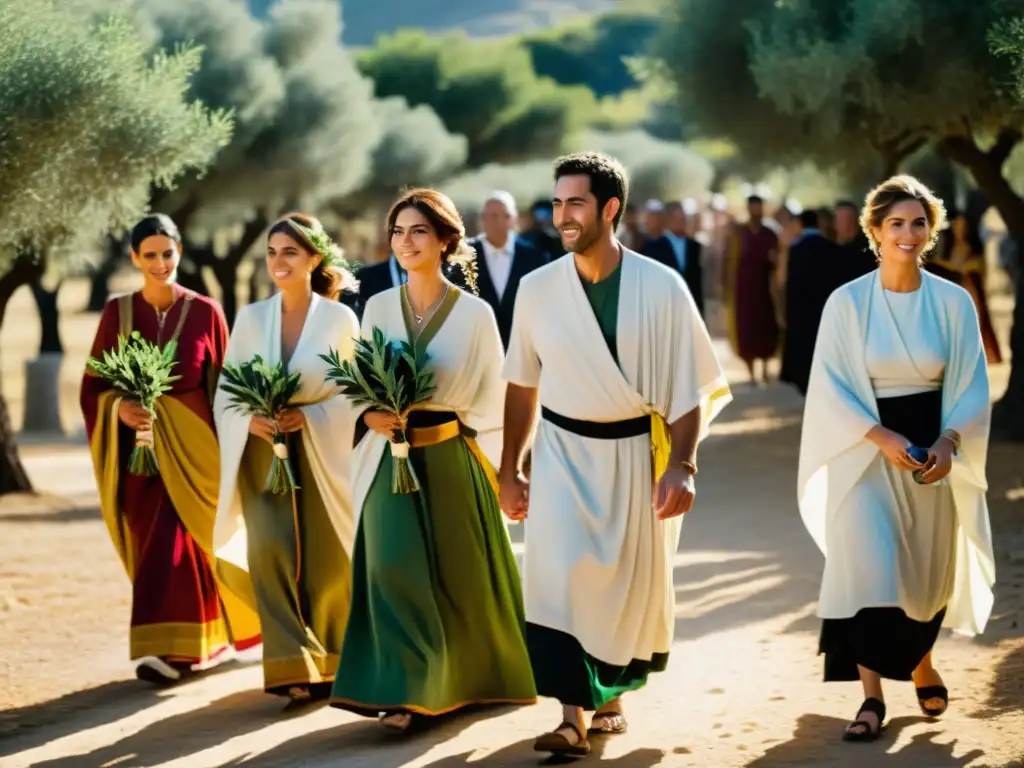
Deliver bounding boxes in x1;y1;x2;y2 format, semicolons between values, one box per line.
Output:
284;218;345;269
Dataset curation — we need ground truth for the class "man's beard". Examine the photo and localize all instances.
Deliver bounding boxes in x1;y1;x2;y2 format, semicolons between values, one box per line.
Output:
561;221;604;254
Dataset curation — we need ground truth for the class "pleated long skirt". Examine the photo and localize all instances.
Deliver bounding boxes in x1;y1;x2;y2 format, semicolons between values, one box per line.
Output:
330;416;536;716
238;435;352;694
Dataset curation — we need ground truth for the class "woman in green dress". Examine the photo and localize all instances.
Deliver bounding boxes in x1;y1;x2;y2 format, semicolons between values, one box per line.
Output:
330;188;536;731
214;213;360;704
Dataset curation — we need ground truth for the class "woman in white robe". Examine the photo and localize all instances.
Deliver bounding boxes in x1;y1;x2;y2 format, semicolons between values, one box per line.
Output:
798;176;993;742
329;189;536;732
213;214;360;703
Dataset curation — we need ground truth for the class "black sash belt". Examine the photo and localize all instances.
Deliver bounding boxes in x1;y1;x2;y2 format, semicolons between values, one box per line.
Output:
541;406;650;440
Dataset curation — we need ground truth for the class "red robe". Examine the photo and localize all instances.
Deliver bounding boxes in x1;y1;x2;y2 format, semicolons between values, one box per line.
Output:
81;286;259;663
729;225;780;361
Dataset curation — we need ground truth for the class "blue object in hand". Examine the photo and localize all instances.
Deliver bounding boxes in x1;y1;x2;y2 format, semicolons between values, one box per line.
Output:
907;445;929;464
907;444;929;484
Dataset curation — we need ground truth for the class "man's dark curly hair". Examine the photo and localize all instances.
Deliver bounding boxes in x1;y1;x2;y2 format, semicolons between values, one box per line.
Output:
553;151;630;229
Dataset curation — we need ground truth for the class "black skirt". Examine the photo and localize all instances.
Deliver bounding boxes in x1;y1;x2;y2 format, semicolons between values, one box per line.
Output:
818;389;947;682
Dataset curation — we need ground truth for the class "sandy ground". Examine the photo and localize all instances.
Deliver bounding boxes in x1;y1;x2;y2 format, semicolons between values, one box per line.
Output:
0;281;1022;767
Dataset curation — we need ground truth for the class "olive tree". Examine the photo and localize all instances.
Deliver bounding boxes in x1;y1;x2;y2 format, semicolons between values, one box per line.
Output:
0;0;231;491
655;0;1024;439
142;0;379;323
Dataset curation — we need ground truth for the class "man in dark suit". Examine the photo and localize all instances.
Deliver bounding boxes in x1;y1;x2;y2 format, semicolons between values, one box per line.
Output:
834;199;876;284
779;210;842;395
640;200;705;316
352;252;405;319
447;190;549;349
519;199;564;260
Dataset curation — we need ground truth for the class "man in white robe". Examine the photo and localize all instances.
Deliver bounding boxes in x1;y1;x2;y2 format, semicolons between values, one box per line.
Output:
499;152;731;756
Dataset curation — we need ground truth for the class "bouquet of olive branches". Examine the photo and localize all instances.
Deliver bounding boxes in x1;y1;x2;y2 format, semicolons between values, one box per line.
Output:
320;327;435;494
87;331;180;476
219;355;302;494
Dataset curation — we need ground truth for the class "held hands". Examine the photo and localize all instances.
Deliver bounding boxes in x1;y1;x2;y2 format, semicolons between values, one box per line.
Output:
499;469;529;522
117;400;152;432
654;466;695;520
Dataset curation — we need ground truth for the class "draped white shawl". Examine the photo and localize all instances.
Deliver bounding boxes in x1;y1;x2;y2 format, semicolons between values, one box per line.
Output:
213;293;360;569
798;270;995;635
502;250;731;666
350;287;505;521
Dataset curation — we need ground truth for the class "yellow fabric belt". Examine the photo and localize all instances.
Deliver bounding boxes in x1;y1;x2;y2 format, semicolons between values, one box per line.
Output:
407;420;462;448
404;419;499;495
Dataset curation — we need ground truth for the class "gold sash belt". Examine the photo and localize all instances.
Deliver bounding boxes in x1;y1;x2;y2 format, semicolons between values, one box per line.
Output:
407;420;462;448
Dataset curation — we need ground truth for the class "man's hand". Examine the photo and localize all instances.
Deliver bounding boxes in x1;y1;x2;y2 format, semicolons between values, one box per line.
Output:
499;468;530;522
654;467;695;520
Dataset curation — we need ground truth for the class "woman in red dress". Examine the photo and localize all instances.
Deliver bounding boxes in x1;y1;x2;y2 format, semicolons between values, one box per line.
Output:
81;215;261;685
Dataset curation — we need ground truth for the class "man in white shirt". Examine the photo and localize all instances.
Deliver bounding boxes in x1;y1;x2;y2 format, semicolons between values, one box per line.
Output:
449;190;549;349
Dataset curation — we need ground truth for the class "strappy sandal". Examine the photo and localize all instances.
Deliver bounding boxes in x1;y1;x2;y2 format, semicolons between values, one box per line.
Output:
589;711;628;734
842;697;886;742
915;685;949;718
533;721;591;756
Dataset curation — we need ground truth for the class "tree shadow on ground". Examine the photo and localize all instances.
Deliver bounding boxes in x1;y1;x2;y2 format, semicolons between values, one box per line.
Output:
0;661;251;757
0;504;99;524
24;688;295;768
216;704;527;768
970;644;1024;720
746;713;987;768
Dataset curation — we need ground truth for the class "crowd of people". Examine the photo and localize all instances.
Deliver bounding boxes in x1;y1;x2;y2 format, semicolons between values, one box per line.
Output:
79;152;995;756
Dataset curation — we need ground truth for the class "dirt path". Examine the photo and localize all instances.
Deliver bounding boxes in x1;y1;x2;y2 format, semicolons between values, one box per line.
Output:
1;369;1022;767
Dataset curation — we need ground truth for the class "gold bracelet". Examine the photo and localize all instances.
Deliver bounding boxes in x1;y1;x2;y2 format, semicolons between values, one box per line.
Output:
940;429;962;455
669;459;698;475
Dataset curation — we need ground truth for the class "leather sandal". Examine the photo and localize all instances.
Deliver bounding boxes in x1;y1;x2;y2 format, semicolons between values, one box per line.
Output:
589;711;628;734
842;697;886;742
916;685;949;718
533;721;591;756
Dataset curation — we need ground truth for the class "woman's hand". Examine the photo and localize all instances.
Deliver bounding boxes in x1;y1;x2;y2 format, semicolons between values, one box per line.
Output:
118;400;152;431
918;436;955;484
867;425;924;472
363;410;401;439
248;414;277;444
275;408;305;433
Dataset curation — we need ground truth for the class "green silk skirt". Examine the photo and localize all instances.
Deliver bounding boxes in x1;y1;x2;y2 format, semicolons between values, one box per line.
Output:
238;434;352;694
330;423;537;716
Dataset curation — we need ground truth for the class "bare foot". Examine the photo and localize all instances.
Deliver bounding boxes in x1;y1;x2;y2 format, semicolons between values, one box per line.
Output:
379;712;412;732
287;686;311;701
